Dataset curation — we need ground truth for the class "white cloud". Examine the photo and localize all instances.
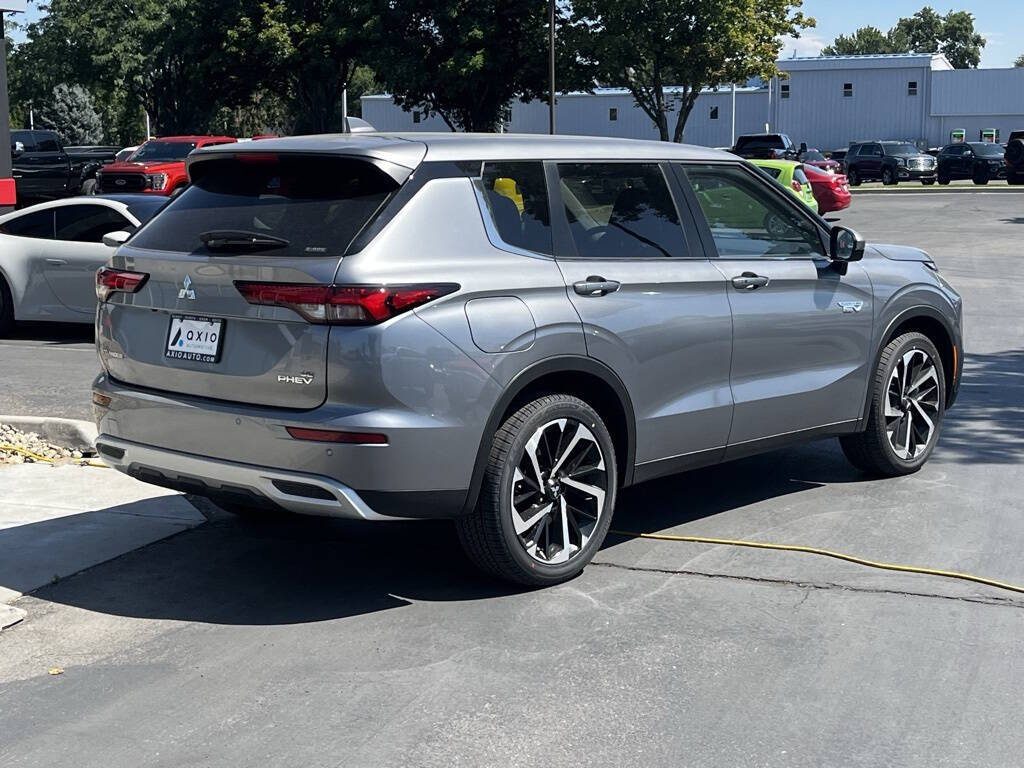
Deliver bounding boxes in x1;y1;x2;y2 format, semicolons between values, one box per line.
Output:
780;33;828;59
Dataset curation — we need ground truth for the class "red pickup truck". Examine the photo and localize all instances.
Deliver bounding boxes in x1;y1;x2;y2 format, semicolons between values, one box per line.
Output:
96;135;237;196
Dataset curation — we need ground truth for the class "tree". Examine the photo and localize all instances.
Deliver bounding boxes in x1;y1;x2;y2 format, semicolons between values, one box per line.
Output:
377;0;580;132
228;1;378;135
573;0;814;142
38;84;103;144
822;6;985;69
822;26;900;56
1015;53;1024;68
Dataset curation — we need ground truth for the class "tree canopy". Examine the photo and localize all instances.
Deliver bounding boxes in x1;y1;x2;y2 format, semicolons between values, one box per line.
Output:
822;6;985;69
572;0;813;142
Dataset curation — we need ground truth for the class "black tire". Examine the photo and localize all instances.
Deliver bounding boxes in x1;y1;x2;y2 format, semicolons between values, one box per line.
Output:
457;394;617;586
0;276;14;337
80;178;98;196
921;179;935;185
1008;173;1024;186
882;167;897;186
1006;139;1024;165
847;168;861;186
840;332;946;477
972;166;989;185
937;173;951;185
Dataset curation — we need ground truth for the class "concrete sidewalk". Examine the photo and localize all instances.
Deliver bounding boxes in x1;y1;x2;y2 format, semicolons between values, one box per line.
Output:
0;463;206;628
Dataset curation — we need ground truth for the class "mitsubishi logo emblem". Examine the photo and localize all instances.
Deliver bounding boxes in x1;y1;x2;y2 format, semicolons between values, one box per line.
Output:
178;274;196;300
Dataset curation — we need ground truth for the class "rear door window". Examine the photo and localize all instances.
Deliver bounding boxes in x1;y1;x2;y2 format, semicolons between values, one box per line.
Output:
480;161;553;255
556;163;689;259
56;205;134;243
33;132;61;153
130;155;399;257
0;209;55;238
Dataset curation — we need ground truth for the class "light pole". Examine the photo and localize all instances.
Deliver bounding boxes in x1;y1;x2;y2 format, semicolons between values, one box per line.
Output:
548;0;555;135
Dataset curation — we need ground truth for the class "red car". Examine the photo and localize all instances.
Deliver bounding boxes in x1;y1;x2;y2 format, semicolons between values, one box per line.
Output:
803;163;851;214
798;147;843;174
96;135;237;196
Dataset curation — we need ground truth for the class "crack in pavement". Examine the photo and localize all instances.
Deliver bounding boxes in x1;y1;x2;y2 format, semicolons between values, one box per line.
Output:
591;560;1024;610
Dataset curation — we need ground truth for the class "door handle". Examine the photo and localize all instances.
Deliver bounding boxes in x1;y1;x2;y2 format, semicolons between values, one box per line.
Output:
45;258;68;266
731;272;770;291
573;276;621;297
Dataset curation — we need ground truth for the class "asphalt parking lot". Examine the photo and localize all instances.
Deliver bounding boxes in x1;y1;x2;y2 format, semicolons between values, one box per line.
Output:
2;190;1023;767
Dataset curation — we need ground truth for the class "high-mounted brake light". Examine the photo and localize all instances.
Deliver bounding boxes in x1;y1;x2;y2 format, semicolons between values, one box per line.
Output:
233;281;459;325
96;266;149;302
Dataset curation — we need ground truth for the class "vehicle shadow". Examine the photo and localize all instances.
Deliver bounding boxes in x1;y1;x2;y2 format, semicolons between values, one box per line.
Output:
998;218;1024;225
14;442;863;627
936;350;1024;464
5;321;94;345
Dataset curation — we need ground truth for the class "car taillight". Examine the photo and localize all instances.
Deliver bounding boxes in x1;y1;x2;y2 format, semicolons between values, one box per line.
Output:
233;282;459;325
96;267;149;302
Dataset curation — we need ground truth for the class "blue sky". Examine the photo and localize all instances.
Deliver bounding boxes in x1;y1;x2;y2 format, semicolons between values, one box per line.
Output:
8;1;1024;69
782;0;1023;68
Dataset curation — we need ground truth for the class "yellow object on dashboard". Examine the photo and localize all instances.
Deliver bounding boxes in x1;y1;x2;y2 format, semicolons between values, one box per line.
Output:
493;177;524;213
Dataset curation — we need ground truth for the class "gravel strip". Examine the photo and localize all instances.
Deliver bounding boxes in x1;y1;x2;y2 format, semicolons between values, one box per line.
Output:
0;423;90;465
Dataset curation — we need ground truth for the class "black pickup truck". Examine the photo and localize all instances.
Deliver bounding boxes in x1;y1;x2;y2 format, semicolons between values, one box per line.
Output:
9;129;120;203
1006;130;1024;185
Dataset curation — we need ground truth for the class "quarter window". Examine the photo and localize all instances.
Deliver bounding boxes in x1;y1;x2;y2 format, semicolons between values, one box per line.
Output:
0;209;55;239
556;163;688;259
55;205;132;243
480;162;553;256
682;164;825;259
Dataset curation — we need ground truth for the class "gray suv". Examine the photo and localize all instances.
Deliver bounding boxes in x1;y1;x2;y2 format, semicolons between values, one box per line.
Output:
92;134;963;586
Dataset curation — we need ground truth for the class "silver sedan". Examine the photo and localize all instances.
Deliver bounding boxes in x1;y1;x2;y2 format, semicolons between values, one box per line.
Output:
0;195;166;334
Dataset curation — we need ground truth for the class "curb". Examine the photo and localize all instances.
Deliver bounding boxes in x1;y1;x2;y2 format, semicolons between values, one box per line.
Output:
0;415;97;453
1;603;26;630
852;185;1024;195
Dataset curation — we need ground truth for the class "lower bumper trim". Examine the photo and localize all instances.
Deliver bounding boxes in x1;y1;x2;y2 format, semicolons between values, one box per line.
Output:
96;435;401;521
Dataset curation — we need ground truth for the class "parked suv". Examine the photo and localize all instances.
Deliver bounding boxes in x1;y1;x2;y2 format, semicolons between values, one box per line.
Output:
96;135;236;196
731;133;798;160
845;141;937;186
93;135;963;586
936;142;1006;185
1006;131;1024;185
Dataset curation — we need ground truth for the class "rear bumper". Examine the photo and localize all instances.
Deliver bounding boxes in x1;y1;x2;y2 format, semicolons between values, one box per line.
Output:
95;434;400;520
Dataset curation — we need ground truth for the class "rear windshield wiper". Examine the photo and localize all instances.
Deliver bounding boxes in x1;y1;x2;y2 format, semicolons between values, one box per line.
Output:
199;230;290;251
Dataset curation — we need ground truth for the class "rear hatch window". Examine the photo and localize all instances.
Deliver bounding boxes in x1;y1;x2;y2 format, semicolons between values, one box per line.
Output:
131;155;398;258
99;154;401;410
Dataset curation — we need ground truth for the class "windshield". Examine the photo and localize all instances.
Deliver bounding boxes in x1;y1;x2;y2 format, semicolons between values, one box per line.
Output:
129;141;198;163
801;150;827;162
883;143;921;156
971;143;1005;157
129;155;399;257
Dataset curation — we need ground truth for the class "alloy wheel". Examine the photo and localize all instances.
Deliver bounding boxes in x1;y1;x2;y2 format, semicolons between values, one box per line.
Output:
885;349;941;460
510;418;608;564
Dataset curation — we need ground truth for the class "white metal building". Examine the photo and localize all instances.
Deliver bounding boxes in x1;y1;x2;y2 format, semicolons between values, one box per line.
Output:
361;53;1024;150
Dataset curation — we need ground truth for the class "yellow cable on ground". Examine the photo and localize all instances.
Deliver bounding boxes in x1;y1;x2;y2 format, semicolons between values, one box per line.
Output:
0;444;108;468
609;529;1024;597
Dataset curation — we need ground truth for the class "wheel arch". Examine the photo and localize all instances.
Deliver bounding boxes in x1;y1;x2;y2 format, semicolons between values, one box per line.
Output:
462;356;637;515
861;305;960;423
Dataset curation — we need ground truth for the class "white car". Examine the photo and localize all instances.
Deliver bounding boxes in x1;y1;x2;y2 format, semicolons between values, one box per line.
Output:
0;195;167;334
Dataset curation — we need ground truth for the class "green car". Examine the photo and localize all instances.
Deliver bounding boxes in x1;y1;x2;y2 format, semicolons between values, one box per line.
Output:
749;159;819;213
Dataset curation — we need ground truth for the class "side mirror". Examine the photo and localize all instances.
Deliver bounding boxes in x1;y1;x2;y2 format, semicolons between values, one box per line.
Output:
830;226;865;262
102;230;132;248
